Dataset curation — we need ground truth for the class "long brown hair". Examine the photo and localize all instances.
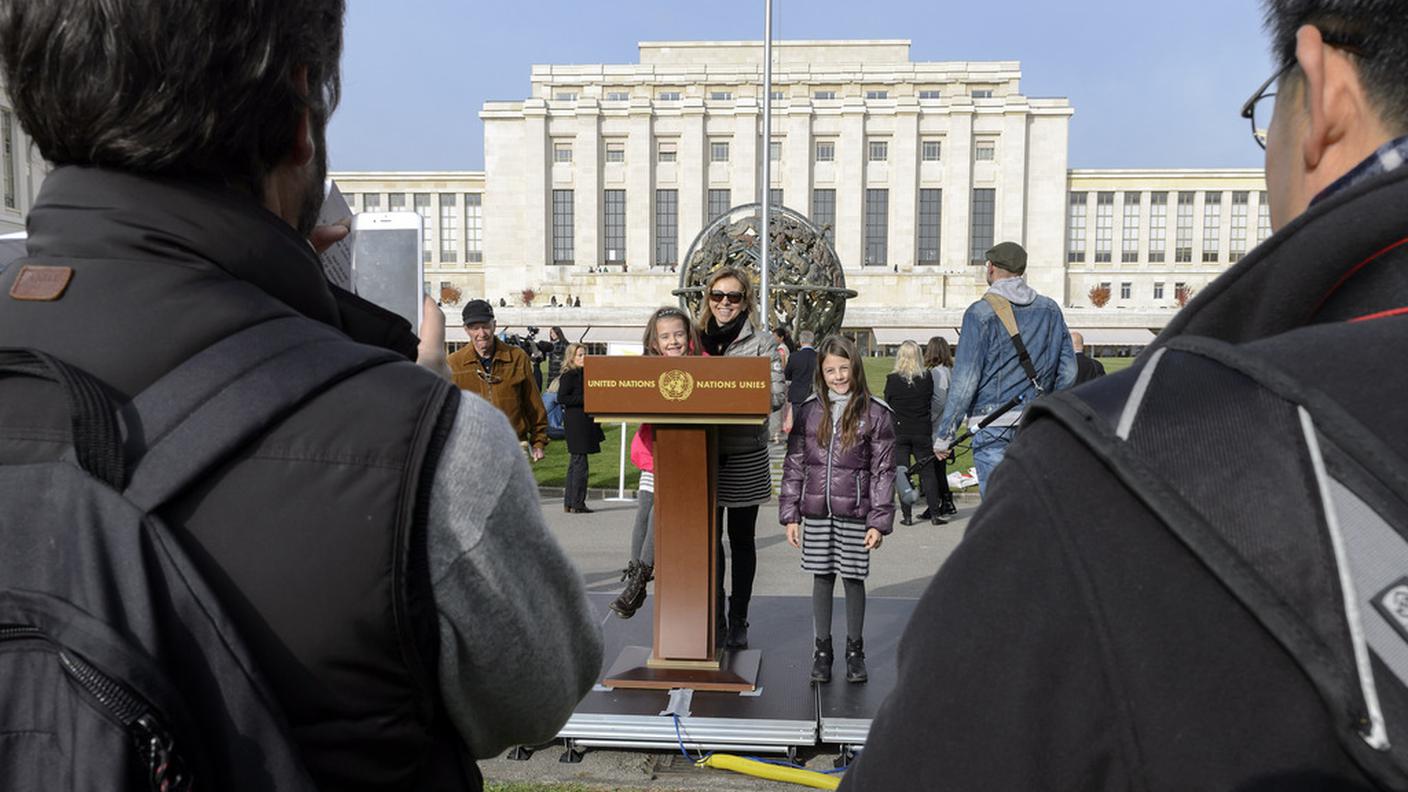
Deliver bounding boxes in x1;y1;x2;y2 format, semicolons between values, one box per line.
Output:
813;335;872;451
696;265;760;332
642;306;701;356
924;336;954;368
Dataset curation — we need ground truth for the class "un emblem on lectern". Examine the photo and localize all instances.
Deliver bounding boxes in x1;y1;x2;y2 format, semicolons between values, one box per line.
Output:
658;369;695;402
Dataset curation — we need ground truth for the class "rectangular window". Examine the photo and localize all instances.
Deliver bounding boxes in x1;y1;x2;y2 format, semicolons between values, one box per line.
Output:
1202;192;1222;262
1066;192;1087;263
1257;191;1272;243
413;194;433;263
1154;282;1165;300
1094;192;1114;263
770;91;784;101
709;91;733;101
439;193;458;263
1230;191;1249;260
657;91;681;101
657;141;677;163
1120;282;1132;300
606;91;630;102
708;189;731;221
769;140;782;162
466;193;483;263
918;90;942;100
605;142;625;163
1149;192;1168;262
710;141;729;162
918;189;942;265
2;110;15;209
553;143;573;163
814;90;837;100
812;189;836;242
655;190;678;267
972;89;994;99
603;190;626;263
865;90;889;100
1175;191;1195;263
552;190;573;265
386;193;405;211
868;140;888;162
921;140;942;162
864;189;888;266
1121;193;1141;263
815;141;836;162
767;188;783;208
974;141;996;161
554;91;577;102
363;193;382;212
970;188;996;265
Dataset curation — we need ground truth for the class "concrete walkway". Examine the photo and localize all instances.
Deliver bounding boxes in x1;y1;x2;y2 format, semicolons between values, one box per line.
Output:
481;474;980;790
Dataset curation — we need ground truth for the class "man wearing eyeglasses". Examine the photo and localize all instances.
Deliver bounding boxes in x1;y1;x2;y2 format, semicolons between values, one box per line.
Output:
843;2;1408;790
449;300;550;462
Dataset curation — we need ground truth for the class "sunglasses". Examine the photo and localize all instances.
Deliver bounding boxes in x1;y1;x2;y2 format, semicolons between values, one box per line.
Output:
708;290;745;305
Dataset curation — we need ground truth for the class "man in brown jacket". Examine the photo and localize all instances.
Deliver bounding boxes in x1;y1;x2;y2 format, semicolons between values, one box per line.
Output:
449;300;549;460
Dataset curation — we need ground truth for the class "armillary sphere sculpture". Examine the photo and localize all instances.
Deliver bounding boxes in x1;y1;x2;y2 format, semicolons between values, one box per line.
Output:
674;203;857;338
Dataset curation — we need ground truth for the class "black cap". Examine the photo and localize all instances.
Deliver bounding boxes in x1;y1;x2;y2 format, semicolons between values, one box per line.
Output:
985;241;1027;275
461;299;495;326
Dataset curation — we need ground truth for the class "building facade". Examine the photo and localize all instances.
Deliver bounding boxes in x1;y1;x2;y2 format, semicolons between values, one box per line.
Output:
0;82;48;236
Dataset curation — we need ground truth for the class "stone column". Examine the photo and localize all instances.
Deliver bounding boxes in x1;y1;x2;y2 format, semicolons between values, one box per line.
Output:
733;102;759;208
679;101;707;262
576;100;602;271
890;99;920;271
941;103;974;306
626;100;654;272
784;104;813;216
835;98;866;271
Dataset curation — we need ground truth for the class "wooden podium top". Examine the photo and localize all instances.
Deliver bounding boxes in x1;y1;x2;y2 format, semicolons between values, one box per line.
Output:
584;356;770;424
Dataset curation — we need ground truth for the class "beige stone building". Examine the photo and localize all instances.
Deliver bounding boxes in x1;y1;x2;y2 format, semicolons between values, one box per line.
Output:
0;82;48;236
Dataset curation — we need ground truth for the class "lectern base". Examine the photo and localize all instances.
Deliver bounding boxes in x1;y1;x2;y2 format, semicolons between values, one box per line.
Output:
603;645;762;692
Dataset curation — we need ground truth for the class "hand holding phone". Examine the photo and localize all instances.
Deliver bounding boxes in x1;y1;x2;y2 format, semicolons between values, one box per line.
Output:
352;211;425;331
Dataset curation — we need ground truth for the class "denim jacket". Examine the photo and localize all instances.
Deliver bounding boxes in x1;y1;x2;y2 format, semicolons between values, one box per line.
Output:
935;277;1076;445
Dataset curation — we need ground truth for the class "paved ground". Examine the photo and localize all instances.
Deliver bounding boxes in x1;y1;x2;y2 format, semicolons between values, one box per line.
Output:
480;465;980;790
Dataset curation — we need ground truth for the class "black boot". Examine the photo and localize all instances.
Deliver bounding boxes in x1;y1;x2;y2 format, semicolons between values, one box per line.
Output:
899;506;914;527
609;561;652;619
726;598;750;649
939;492;958;517
811;637;834;683
845;638;868;683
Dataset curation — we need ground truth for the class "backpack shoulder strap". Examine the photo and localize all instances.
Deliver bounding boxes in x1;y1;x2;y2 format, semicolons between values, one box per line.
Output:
122;315;403;513
1028;337;1408;786
981;292;1043;394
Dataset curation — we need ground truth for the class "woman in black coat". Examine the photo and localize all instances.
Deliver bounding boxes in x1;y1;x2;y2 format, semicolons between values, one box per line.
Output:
557;343;604;514
883;341;945;525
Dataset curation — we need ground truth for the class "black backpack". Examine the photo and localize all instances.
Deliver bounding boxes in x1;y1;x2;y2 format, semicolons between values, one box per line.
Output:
1031;330;1408;790
0;316;401;791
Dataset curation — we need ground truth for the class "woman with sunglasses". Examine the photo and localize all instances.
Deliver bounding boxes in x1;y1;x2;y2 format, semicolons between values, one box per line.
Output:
695;266;786;650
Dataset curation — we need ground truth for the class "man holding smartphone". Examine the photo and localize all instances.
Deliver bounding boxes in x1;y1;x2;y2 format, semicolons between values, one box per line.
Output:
0;1;598;789
448;300;550;461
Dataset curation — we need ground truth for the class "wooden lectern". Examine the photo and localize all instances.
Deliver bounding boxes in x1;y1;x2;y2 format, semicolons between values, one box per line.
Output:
585;355;771;692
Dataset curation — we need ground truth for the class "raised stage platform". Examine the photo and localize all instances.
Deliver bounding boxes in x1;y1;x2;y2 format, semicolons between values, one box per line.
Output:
553;593;916;757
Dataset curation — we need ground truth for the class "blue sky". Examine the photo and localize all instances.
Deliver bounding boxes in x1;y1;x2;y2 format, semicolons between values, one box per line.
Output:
326;0;1278;172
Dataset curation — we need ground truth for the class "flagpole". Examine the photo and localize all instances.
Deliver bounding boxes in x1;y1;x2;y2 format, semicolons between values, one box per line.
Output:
759;0;772;332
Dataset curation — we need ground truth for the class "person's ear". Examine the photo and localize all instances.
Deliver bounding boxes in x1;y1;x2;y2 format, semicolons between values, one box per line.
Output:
1295;24;1352;174
289;66;315;169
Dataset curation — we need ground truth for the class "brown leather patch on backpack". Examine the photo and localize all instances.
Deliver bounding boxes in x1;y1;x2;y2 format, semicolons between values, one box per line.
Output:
9;265;73;301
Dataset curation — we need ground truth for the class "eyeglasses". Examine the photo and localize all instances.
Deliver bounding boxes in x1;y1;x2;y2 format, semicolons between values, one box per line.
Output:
708;290;745;305
1240;34;1365;150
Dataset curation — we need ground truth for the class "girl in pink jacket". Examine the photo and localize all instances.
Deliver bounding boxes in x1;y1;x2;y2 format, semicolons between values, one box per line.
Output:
609;307;701;618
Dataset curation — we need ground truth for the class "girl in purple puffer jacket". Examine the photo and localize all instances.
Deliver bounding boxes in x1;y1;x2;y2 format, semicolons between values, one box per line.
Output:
780;335;896;684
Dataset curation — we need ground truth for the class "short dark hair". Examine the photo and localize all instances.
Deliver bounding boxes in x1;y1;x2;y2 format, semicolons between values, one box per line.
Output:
0;0;345;197
1264;0;1408;133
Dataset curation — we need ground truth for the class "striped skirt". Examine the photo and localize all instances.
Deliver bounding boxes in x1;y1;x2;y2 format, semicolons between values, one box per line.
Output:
717;446;772;508
801;515;871;579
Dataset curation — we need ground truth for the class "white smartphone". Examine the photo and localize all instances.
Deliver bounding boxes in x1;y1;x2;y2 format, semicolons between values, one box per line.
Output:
352;211;425;331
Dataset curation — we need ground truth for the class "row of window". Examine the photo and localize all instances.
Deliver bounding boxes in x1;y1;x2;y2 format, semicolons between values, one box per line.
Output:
551;137;992;165
348;192;484;264
1067;190;1271;265
549;187;994;268
551;87;1002;103
1093;280;1195;302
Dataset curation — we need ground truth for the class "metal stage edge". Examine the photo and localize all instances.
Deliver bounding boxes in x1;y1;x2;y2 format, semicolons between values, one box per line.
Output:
551;594;916;755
